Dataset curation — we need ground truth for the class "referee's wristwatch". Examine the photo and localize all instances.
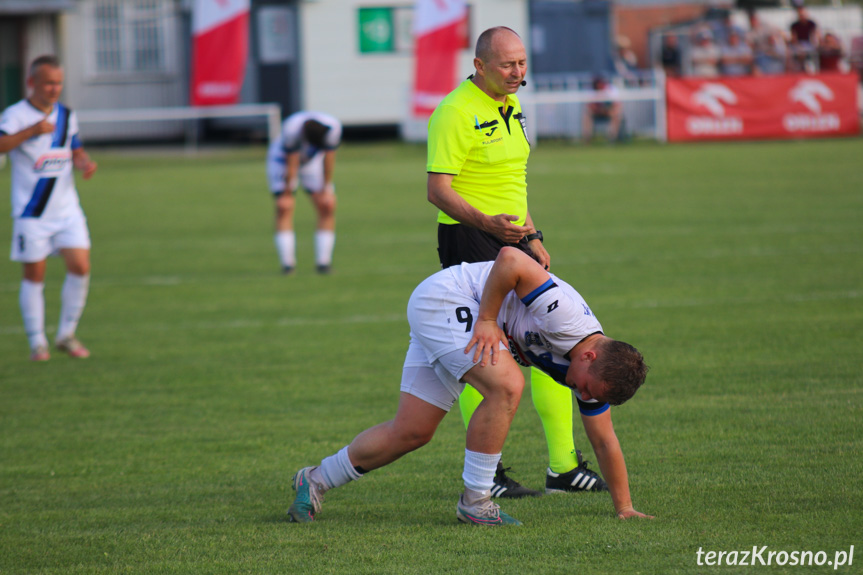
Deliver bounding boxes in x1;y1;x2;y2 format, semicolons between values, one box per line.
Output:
525;230;543;243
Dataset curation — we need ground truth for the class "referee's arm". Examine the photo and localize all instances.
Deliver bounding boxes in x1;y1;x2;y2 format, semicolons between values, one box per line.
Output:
427;172;527;244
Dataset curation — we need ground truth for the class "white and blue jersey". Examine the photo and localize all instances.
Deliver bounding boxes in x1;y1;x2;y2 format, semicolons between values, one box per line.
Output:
266;111;342;193
408;261;609;416
0;99;83;220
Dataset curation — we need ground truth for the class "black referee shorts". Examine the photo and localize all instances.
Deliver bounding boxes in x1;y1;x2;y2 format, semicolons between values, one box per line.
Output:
437;223;531;269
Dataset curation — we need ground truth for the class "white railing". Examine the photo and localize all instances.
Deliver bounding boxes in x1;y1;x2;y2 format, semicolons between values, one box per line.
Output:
76;103;282;147
521;72;667;143
401;73;668;144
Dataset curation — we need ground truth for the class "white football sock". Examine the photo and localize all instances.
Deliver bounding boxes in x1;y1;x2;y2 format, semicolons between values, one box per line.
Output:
20;280;47;350
57;273;89;342
315;230;335;267
462;449;501;496
274;231;296;268
314;445;363;492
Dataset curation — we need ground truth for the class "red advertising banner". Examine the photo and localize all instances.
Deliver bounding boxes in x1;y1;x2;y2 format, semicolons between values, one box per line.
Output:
190;0;250;106
666;74;860;142
412;0;468;117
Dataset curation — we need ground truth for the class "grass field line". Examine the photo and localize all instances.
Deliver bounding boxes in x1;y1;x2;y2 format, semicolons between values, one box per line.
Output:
0;312;407;336
626;288;861;309
530;162;626;175
0;290;858;337
1;240;860;295
556;241;863;261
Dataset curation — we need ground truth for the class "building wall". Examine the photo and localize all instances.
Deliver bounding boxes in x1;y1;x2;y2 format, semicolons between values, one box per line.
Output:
299;0;528;126
58;0;188;140
615;3;707;67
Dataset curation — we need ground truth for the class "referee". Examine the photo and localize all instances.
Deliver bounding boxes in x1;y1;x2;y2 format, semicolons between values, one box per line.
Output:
426;26;609;501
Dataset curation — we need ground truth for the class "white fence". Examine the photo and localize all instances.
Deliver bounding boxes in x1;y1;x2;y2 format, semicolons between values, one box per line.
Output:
76;104;283;147
401;72;667;144
522;72;667;143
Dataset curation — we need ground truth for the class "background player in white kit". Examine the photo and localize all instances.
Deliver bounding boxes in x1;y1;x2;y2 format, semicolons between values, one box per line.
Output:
0;55;98;361
266;111;341;274
287;247;651;526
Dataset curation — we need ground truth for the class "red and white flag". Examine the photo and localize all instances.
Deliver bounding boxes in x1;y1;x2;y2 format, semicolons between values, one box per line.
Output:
412;0;468;117
190;0;250;106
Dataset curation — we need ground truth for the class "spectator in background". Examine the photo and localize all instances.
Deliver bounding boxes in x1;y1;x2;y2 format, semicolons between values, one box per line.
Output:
660;35;682;78
720;28;754;76
690;28;721;77
747;9;788;75
789;0;820;72
849;36;863;82
614;36;640;83
582;76;624;144
818;32;845;72
711;9;746;48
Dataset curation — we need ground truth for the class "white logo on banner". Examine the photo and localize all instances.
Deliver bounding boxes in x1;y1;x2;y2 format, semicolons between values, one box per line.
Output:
785;79;839;132
692;83;737;116
687;83;743;135
789;79;833;114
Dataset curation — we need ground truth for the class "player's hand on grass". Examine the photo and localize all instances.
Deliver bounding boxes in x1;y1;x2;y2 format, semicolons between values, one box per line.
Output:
486;214;530;244
465;319;508;367
617;507;654;520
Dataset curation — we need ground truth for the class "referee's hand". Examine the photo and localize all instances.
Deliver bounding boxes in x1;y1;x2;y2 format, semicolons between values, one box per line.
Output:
486;214;529;244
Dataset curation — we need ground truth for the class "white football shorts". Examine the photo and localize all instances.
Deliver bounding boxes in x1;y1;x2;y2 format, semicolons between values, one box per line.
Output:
400;272;506;411
267;155;332;195
10;209;91;262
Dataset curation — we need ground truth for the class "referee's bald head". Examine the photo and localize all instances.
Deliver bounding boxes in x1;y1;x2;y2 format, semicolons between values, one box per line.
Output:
475;27;522;62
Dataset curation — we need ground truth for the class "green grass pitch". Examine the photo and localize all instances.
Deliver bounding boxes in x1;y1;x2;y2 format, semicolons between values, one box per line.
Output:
1;137;861;574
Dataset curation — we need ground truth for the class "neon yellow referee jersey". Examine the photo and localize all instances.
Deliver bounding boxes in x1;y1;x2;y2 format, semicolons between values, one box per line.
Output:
427;79;531;225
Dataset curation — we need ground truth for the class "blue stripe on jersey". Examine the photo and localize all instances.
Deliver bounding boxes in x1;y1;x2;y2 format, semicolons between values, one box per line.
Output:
526;349;610;416
21;177;57;218
21;105;69;218
71;134;82;149
524;349;569;384
52;104;69;147
521;278;557;306
577;399;610;416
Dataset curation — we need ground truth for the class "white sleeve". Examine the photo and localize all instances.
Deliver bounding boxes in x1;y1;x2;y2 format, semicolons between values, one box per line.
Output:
0;108;21;135
324;121;342;149
69;110;80;141
282;115;304;151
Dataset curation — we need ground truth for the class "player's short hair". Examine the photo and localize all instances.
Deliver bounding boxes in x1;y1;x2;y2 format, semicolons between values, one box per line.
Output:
475;27;521;61
303;120;331;149
29;55;61;78
591;339;648;406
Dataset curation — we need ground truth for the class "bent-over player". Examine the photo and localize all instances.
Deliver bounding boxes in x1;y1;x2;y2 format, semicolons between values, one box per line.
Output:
266;111;341;274
0;55;98;361
287;247;652;526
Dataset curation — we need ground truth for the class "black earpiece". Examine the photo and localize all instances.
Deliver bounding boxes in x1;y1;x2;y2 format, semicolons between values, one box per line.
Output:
521;80;527;86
